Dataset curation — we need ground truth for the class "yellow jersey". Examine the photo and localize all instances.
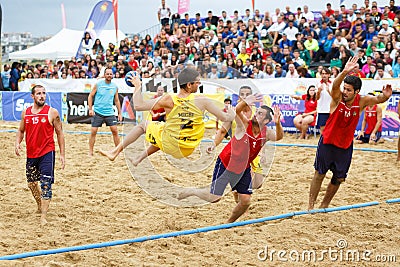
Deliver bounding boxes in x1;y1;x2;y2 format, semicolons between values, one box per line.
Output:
146;94;205;158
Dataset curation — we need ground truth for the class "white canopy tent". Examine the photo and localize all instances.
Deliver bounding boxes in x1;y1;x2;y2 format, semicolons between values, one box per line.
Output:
9;28;126;61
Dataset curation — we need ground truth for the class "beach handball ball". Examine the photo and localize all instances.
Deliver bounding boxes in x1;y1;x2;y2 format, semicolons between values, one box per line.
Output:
125;71;138;87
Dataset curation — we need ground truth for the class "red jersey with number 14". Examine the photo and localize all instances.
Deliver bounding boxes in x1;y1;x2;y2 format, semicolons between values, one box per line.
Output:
323;94;361;149
219;120;267;174
25;105;55;158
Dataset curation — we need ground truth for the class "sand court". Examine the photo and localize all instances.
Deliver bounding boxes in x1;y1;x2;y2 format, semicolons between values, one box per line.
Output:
0;121;399;266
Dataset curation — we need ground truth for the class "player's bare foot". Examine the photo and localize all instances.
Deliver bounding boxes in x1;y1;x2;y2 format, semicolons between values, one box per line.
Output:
98;149;117;161
177;189;192;200
40;216;48;225
128;157;141;167
88;151;94;156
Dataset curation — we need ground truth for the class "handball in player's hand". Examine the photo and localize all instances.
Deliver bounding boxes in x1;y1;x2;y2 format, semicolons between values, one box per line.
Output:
125;71;140;87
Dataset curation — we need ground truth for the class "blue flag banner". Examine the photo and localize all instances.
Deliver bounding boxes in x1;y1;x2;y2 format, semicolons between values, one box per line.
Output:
1;92;62;121
76;0;114;58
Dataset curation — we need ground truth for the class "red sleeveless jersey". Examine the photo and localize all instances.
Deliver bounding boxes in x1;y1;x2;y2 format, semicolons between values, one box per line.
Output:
365;105;381;134
323;94;361;149
219;120;267;174
25;105;55;158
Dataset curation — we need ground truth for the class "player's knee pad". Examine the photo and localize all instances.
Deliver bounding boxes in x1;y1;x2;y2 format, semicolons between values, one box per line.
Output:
331;177;345;185
40;175;53;199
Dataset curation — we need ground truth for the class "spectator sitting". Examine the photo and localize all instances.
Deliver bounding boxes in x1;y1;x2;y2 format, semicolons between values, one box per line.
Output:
297;66;313;78
270;45;283;64
264;64;275;78
304;34;319;60
207;64;219;78
301;22;318;40
285;64;299;78
374;66;392;79
274;63;287;78
392;56;400;78
252;66;267;79
268;16;286;45
279;33;292;50
296;41;311;66
291;85;317;139
314;31;335;62
366;64;377;78
241;59;254;78
292;49;305;66
219;65;233;79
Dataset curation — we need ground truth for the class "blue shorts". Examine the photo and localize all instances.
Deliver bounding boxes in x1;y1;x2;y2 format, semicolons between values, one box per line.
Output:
316;113;330;127
356;131;382;143
26;151;55;199
210;157;253;196
314;136;353;180
91;112;117;127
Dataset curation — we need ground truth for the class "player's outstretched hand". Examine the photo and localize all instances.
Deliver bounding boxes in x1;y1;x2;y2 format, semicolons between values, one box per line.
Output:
382;84;392;100
343;56;359;73
225;105;236;122
273;105;281;124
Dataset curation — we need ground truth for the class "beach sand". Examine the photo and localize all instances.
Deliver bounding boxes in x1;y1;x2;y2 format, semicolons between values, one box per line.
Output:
0;122;399;266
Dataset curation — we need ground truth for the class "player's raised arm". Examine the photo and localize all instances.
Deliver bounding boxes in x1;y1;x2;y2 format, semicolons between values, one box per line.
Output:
331;56;359;106
361;85;392;108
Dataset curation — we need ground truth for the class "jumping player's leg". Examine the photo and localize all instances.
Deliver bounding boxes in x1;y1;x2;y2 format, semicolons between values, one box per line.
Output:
178;157;229;203
129;145;160;166
99;121;147;161
177;187;221;202
308;170;326;210
227;193;251;223
89;126;99;156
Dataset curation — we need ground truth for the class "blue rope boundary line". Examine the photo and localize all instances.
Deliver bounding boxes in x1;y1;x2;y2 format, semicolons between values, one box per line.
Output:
0;129;397;153
0;198;399;260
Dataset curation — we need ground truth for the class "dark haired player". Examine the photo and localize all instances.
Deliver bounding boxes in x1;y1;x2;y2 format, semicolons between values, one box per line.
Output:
309;57;392;210
178;94;283;223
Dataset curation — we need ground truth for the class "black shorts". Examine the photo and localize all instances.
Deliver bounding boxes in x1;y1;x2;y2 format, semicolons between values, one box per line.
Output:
210;157;252;196
314;136;353;179
91;112;117;127
316;113;330;127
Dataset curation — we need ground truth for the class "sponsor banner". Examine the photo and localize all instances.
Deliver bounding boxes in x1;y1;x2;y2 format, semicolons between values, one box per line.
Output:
66;92;137;124
1;92;62;121
19;78;153;94
19;78;400;95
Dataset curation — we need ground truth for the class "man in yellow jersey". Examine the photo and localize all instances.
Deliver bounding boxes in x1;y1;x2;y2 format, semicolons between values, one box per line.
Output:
100;67;236;164
207;85;265;190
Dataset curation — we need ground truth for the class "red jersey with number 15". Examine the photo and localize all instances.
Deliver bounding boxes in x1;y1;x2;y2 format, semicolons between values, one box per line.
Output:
25;105;55;158
219;120;267;174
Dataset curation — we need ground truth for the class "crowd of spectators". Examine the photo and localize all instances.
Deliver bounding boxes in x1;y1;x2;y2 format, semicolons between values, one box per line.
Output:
3;0;400;90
